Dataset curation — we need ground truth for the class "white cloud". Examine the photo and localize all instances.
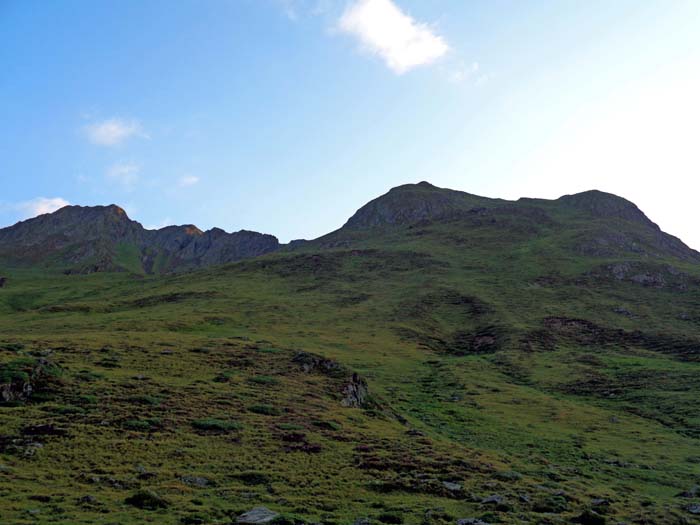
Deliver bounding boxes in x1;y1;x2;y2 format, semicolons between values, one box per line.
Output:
106;163;141;190
338;0;448;74
85;118;148;146
18;197;70;219
178;175;200;187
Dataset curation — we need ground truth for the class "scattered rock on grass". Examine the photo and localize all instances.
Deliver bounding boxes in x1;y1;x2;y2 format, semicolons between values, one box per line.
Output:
443;481;462;492
124;489;169;510
481;494;504;505
574;510;606;525
77;495;98;506
677;486;700;498
236;507;279;524
181;475;212;488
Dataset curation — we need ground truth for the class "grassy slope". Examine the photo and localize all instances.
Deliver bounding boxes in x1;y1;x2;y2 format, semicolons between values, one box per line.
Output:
1;208;700;524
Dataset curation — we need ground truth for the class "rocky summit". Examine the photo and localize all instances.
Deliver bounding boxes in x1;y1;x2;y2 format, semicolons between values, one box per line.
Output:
1;182;700;524
0;204;280;274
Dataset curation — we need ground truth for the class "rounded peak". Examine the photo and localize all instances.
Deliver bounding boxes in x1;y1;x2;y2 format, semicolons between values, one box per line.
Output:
558;189;635;207
102;204;131;220
344;182;496;229
183;225;203;236
51;204;131;220
557;190;652;225
388;181;439;193
155;224;203;235
208;227;227;235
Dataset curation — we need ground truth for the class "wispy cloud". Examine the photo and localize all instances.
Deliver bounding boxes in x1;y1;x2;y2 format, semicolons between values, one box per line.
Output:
338;0;448;74
17;197;70;218
449;61;479;84
278;0;332;21
178;175;200;187
106;162;141;190
85;118;148;146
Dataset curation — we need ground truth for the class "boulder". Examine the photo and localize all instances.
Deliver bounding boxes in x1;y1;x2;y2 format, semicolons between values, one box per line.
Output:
180;475;212;488
292;351;343;376
481;494;504;505
574;510;606;525
677;486;699;498
443;481;462;492
124;489;169;510
236;507;279;524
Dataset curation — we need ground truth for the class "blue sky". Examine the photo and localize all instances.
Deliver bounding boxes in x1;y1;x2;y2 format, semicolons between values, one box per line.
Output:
2;0;699;246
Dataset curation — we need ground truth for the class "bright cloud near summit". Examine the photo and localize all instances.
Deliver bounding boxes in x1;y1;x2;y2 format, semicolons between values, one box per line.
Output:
339;0;449;74
17;197;70;219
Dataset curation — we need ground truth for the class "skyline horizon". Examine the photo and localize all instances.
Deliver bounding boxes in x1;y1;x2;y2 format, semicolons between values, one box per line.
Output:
3;1;699;249
3;181;697;252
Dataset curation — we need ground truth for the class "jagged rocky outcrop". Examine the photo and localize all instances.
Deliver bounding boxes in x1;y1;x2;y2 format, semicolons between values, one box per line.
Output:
0;358;62;405
341;372;369;408
293;351;370;408
0;205;280;274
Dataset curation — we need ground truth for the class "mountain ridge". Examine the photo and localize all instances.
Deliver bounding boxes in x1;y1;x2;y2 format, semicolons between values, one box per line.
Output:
0;204;280;274
0;182;698;273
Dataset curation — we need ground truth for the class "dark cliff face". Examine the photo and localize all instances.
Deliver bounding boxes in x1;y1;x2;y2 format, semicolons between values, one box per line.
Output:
167;228;280;268
0;206;280;273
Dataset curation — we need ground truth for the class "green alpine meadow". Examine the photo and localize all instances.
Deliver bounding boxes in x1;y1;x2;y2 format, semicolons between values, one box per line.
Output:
1;182;699;524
